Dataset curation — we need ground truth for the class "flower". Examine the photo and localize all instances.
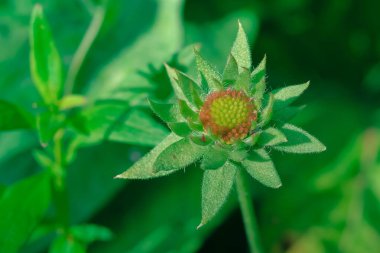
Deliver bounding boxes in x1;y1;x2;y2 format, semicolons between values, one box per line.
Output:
116;22;326;228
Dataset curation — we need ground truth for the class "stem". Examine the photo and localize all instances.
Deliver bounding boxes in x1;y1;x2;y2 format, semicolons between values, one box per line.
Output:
236;169;264;253
64;6;105;95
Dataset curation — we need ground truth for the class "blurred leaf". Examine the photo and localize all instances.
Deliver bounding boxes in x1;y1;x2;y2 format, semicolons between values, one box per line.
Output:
272;82;310;110
0;100;33;131
274;123;326;153
198;162;237;228
115;133;182;179
36;112;64;146
71;224;112;244
30;4;63;105
154;137;206;172
231;21;251;70
49;235;85;253
58;95;86;111
242;149;282;188
0;172;50;253
201;147;228;170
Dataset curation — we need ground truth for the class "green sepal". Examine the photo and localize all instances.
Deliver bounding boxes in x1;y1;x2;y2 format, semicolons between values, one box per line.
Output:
256;127;287;147
250;57;267;108
164;64;187;101
190;133;213;146
257;93;274;127
115;133;182;179
201;146;228;170
251;55;266;85
234;67;251;92
148;99;183;123
154;137;206;172
273;123;326;153
243;133;261;146
242;149;282;188
194;49;223;91
231;21;251;71
30;4;63;105
198;162;237;228
223;54;239;85
175;70;204;108
178;99;199;122
229;148;248;162
188;121;204;132
167;122;192;137
272;82;310;110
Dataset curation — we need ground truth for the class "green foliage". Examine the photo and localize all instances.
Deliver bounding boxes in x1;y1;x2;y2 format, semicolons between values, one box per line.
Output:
231;21;252;70
272;82;310;110
194;49;223;91
0;100;32;131
0;172;50;253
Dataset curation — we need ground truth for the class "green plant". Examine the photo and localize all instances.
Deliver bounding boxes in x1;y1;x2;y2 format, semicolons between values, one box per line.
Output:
116;22;326;253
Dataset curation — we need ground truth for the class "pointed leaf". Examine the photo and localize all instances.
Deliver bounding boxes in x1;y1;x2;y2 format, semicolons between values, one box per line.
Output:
148;99;183;123
198;162;237;228
58;95;86;110
178;99;198;122
251;55;266;84
154;137;206;172
273;82;310;110
175;70;203;108
167;122;192;137
258;93;274;127
201;147;228;170
30;4;63;104
0;100;33;131
242;149;282;188
194;49;223;91
256;127;287;147
231;21;251;70
234;67;251;91
273;123;326;153
115;133;182;179
164;64;186;101
190;132;213;146
223;54;239;85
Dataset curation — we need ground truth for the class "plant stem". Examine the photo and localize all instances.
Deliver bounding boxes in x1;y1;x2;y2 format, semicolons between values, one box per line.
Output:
64;6;105;95
236;169;263;253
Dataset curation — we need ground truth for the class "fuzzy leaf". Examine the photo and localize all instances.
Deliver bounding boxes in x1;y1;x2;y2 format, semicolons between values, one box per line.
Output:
58;95;86;110
30;4;63;104
167;122;192;137
256;127;287;147
201;147;228;170
190;133;213;146
175;71;203;108
164;64;187;101
231;21;251;70
242;149;282;188
115;133;182;179
273;82;310;110
273;123;326;153
198;162;237;228
251;55;266;84
0;100;32;131
148;99;183;123
178;99;198;122
234;67;251;91
223;54;239;85
258;93;274;127
194;49;223;91
154;137;206;172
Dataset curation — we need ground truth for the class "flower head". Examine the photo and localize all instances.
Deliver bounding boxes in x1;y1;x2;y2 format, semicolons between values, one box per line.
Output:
116;22;326;228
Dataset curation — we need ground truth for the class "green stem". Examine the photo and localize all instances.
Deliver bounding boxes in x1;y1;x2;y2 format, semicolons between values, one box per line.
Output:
236;169;263;253
64;6;105;95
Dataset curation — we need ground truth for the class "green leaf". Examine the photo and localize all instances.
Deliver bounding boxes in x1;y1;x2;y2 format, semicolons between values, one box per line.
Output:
164;64;187;101
258;93;274;127
71;224;112;244
190;132;213;146
273;82;310;110
178;99;198;122
231;21;251;71
198;162;237;228
250;56;267;106
201;147;228;170
251;55;266;85
273;123;326;153
223;54;239;85
256;127;287;147
175;70;203;108
115;133;182;179
0;172;51;253
167;122;192;137
154;137;206;172
0;100;33;131
30;4;63;104
234;67;251;92
242;149;282;188
49;235;85;253
58;95;86;111
194;49;223;91
148;99;183;123
36;112;64;146
272;105;306;123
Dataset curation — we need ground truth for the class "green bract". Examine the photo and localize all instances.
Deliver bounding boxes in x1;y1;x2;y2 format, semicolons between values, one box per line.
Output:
116;21;326;228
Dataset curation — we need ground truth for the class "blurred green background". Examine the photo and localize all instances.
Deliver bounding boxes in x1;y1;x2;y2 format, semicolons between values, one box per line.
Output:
1;0;380;252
